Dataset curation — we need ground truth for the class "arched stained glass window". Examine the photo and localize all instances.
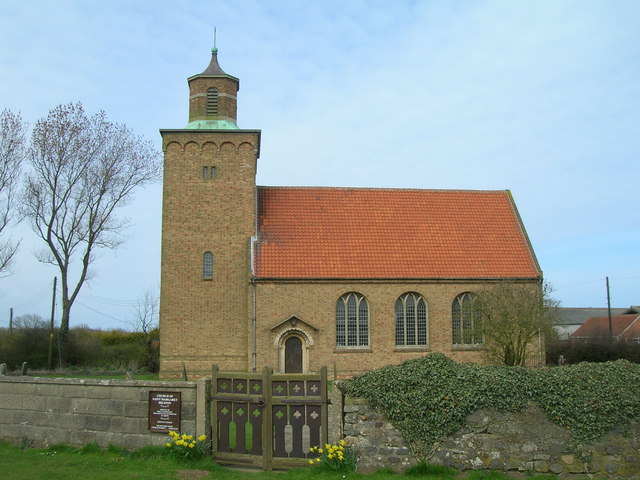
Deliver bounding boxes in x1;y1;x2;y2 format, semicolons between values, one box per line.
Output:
395;293;428;346
452;292;483;345
203;252;213;280
336;292;369;347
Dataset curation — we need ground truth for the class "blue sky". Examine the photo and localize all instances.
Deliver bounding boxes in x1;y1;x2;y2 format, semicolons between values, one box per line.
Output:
0;0;638;330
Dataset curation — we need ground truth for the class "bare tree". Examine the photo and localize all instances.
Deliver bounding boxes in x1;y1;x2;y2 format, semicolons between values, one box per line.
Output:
0;109;27;274
131;290;159;372
476;281;559;366
131;290;159;335
13;313;48;329
20;103;161;364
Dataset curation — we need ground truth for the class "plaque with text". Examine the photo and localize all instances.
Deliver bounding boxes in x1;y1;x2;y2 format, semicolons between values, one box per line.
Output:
148;391;181;432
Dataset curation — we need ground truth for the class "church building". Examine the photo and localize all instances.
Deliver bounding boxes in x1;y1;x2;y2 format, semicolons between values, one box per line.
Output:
159;47;543;378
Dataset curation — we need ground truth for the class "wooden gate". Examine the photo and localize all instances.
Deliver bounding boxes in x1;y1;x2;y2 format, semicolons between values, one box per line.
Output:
211;365;328;470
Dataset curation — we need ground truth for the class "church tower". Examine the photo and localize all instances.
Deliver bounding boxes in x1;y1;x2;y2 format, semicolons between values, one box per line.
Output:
159;46;261;377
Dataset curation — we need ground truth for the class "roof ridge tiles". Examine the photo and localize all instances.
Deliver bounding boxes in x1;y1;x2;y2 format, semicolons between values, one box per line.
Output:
256;185;508;194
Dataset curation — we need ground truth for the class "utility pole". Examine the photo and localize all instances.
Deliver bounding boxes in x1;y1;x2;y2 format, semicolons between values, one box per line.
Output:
48;276;57;370
9;308;13;335
606;276;613;343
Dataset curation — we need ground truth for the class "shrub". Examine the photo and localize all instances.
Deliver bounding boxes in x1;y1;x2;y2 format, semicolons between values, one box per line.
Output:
0;327;50;369
0;325;159;372
65;329;103;366
547;340;640;364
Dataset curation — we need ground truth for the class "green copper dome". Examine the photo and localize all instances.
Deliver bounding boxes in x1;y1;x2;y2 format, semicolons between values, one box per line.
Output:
184;119;239;130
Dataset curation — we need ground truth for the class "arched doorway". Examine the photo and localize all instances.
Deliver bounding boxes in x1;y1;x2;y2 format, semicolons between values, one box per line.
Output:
284;335;303;373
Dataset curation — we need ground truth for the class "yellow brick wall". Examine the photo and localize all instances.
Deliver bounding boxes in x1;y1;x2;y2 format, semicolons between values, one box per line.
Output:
159;131;259;378
252;281;507;378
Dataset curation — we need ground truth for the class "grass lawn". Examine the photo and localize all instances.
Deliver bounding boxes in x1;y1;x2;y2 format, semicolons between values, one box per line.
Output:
0;441;589;480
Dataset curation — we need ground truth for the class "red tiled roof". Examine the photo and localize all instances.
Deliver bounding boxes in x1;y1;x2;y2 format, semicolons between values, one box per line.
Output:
254;187;541;279
571;314;640;340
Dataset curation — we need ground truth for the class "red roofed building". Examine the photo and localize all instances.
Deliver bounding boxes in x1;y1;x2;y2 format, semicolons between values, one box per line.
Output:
159;49;543;378
570;310;640;343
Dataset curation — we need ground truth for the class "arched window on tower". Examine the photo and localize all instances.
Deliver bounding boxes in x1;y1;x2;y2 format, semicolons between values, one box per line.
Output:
203;252;214;280
395;292;428;346
206;88;218;116
452;292;483;345
336;292;369;347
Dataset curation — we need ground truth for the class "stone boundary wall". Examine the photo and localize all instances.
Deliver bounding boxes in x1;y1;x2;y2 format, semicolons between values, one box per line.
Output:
342;396;640;478
0;376;210;450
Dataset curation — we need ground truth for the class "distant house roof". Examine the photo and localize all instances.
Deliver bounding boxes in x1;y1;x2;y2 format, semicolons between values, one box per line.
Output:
253;187;542;279
554;308;628;326
571;314;640;341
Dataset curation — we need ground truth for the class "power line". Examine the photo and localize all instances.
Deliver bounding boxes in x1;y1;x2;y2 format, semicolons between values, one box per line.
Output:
79;291;141;307
67;297;130;326
52;287;130;326
556;276;640;289
12;282;52;312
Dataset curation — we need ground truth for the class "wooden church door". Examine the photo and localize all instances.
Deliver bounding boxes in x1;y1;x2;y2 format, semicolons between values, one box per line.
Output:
284;336;303;373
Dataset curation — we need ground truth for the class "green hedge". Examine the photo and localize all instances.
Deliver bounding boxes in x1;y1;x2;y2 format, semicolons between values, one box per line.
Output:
0;327;159;372
339;353;640;460
547;340;640;364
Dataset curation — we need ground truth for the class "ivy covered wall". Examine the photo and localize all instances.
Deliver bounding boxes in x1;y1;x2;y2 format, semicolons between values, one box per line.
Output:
339;354;640;476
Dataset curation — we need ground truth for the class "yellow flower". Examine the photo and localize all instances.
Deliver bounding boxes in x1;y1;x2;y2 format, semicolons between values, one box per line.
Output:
197;435;207;442
325;444;331;449
328;454;334;459
308;460;314;464
315;458;321;463
189;443;195;448
318;448;323;453
165;443;172;447
339;439;346;446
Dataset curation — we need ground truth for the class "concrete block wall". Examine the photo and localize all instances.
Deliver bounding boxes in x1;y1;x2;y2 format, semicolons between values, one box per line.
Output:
0;376;210;450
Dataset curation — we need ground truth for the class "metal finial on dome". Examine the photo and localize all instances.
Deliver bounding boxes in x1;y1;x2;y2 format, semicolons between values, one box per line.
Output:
211;27;218;54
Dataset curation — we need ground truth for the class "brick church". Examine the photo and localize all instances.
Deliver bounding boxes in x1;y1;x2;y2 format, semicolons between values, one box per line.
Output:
159;47;543;378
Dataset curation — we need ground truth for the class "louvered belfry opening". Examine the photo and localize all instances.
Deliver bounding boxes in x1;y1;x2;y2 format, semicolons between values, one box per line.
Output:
206;88;219;116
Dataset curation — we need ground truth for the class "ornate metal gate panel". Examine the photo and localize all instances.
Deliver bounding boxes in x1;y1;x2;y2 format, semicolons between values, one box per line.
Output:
211;365;328;470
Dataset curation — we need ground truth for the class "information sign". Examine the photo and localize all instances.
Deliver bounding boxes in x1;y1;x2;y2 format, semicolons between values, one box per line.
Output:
148;391;181;432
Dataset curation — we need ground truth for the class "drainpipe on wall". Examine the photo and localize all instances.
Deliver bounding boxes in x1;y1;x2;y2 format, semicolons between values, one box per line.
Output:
252;186;258;372
252;277;257;372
